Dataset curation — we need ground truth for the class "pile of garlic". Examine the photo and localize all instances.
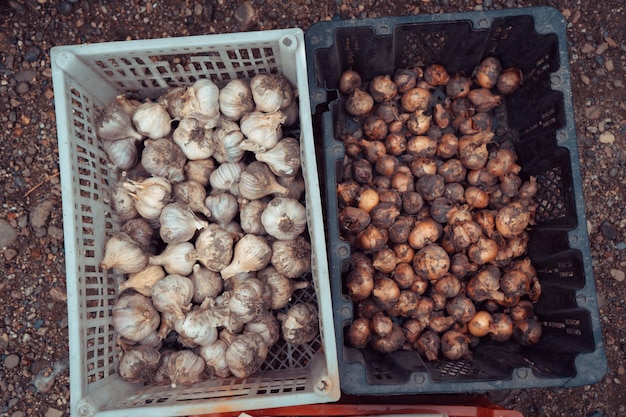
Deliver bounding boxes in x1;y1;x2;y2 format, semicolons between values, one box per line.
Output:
97;73;320;387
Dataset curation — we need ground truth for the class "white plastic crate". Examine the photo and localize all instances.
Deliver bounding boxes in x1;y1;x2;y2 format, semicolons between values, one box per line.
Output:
50;29;340;417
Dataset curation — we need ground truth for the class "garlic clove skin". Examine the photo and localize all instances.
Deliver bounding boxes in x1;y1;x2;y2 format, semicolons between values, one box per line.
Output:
123;176;172;221
223;331;268;379
236;161;289;200
239;111;286;153
184;158;216;187
118;345;161;384
119;264;166;296
187;79;221;129
151;274;194;320
132;102;172;139
244;310;280;347
213;127;246;164
250;73;284;113
209;161;246;194
159;202;209;244
140;138;186;183
220;234;272;280
190;264;223;304
100;232;148;274
96;102;143;141
162;350;206;388
257;265;309;310
204;192;239;230
278;303;319;346
261;196;307;241
282;96;299;127
112;292;160;343
103;137;140;171
174;307;218;348
255;137;301;177
277;173;306;201
219;79;255;121
173;181;212;218
239;199;268;235
227;278;272;324
172;117;216;160
149;241;196;276
186;224;234;272
112;182;139;223
158;86;189;120
271;235;312;279
197;339;231;378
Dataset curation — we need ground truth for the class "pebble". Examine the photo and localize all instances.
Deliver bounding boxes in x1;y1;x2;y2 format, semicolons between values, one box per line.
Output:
3;248;18;261
29;199;56;229
581;43;595;54
585;105;601;119
24;45;42;63
33;359;69;394
15;70;36;83
56;2;74;16
47;225;64;240
11;412;24;417
610;269;625;282
44;408;64;417
15;82;30;94
4;353;21;369
235;1;256;31
580;74;591;85
598;131;616;144
596;43;609;55
0;219;18;248
600;222;618;240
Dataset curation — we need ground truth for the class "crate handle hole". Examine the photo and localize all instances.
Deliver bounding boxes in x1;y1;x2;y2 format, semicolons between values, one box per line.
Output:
379;25;390;35
551;74;562;86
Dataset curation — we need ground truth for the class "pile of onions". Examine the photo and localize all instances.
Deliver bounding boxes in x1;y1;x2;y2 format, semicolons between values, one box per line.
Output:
339;58;542;361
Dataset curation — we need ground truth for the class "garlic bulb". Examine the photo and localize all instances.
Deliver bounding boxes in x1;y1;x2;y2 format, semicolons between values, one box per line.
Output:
257;265;309;310
187;224;234;272
184;158;216;186
187;79;221;129
96;102;143;141
190;264;223;304
138;330;163;349
116;94;141;117
278;303;319;345
119;264;166;296
245;310;280;347
237;161;289;200
100;232;148;274
149;242;196;276
157;86;188;120
277;172;305;200
141;138;186;183
132;101;172;139
239;199;267;235
219;79;255;120
172;117;216;160
153;349;174;386
239;111;286;152
175;307;218;348
209;161;246;194
197;339;231;378
261;197;307;240
220;234;272;279
213;125;245;164
123;176;172;220
161;350;205;388
282;96;299;127
223;331;269;379
112;292;160;343
159;202;209;244
228;278;272;324
204;192;239;229
151;274;194;320
103;137;139;171
173;181;212;218
250;73;284;113
112;182;139;223
118;345;161;384
255;137;301;177
271;235;311;278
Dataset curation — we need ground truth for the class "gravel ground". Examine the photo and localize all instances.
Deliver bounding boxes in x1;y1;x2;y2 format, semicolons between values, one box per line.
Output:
0;1;625;416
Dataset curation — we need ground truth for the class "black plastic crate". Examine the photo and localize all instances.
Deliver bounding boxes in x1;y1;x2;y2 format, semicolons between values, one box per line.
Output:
305;6;607;394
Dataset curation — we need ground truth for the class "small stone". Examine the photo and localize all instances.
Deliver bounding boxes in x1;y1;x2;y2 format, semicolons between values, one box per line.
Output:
596;42;609;54
615;80;624;88
56;1;73;15
580;74;591;85
194;4;203;15
606;59;614;71
11;411;25;417
4;353;20;369
585;105;601;119
610;269;625;282
598;131;616;144
234;1;256;31
0;219;18;248
49;287;67;303
24;45;42;63
47;225;64;240
581;43;595;54
15;82;30;94
605;37;618;48
601;222;618;240
29;199;56;229
44;408;64;417
3;248;18;261
15;70;37;83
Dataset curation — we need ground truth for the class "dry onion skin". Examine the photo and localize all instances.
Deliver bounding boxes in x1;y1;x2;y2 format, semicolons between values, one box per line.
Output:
337;62;541;361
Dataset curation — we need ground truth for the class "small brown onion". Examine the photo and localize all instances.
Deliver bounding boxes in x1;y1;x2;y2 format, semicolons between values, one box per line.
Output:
415;174;445;201
510;300;535;323
413;244;450;281
356;298;382;319
475;57;502;89
446;294;476;323
371;277;401;310
376;101;400;123
464;186;489;209
467;310;493;337
370;202;401;229
345;266;374;301
369;74;398;102
385;133;407;156
408;218;443;250
466;265;505;302
429;197;454;224
389;216;415;244
490;312;514;342
497;68;523;95
467;235;499;265
512;317;542;346
424;64;451;86
415;329;441;362
519;176;538;199
409;157;438;177
393;68;420;93
406;112;431;135
352;158;374;184
495;202;531;238
346;317;371;348
437;133;459;159
370;311;394;337
392;262;418;289
434;273;461;298
446;74;472;99
372;247;398;274
433;102;452;129
500;269;532;298
346;88;375;117
339;69;362;95
363;115;389;140
410;275;429;296
444;182;466;204
402;191;424;214
393;244;415;265
449;252;476;279
401;87;431;112
440;329;471;360
388;290;420;318
437;159;466;183
360;139;387;163
339;206;371;235
358;188;380;213
428;313;456;333
403;319;426;344
371;323;405;354
390;167;415;193
337;180;361;207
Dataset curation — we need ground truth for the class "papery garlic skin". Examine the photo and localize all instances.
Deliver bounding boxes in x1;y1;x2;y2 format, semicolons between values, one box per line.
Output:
278;302;319;346
261;197;307;241
149;241;196;276
190;264;223;304
209;161;246;194
184;158;216;187
187;79;221;129
118;345;161;384
227;278;271;324
103;137;139;171
119;264;166;296
250;73;284;113
162;350;206;388
245;310;280;347
112;182;139;223
141;138;186;183
271;236;312;279
172;117;216;160
197;339;231;378
239;199;268;235
219;79;255;121
174;307;218;347
213;128;245;164
223;331;269;379
159;202;209;244
151;274;194;320
257;265;309;310
255;137;301;177
123;176;172;221
112;292;160;343
237;161;289;200
204;192;239;229
132;102;172;139
100;232;148;274
116;95;141;117
186;224;234;272
173;181;212;218
220;234;272;280
239;111;286;153
96;102;143;141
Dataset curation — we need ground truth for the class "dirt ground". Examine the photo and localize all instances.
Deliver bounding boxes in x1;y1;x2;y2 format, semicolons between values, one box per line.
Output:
0;1;625;416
